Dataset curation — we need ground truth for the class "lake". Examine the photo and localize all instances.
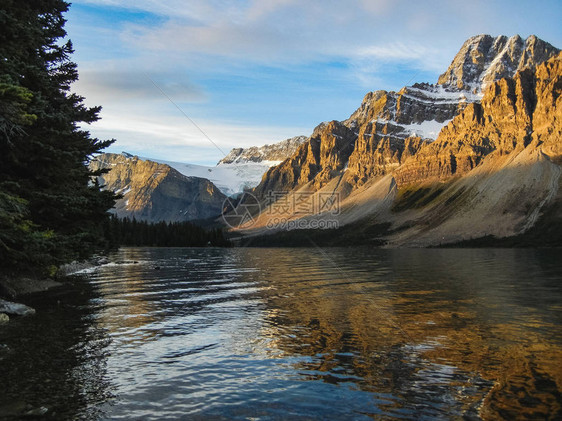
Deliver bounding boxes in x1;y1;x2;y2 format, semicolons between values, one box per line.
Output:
1;247;561;420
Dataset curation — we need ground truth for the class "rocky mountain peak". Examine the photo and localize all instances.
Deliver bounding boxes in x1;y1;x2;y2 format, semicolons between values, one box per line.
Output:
437;34;560;92
218;135;307;165
251;34;560;198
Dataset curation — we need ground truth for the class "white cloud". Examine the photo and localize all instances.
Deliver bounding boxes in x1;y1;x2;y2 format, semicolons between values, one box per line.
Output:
78;0;455;66
74;0;550;76
75;69;206;102
72;0;503;89
87;108;310;165
346;42;451;88
355;43;435;63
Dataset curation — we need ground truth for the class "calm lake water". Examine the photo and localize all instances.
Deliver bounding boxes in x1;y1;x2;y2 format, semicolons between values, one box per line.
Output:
1;247;562;420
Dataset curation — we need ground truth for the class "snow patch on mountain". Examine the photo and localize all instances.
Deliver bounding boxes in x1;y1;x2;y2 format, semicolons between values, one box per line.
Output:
401;119;453;140
140;156;278;197
405;85;483;103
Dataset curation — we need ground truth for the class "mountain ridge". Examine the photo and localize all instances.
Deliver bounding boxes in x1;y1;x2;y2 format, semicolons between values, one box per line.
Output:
250;34;559;197
88;135;310;223
219;135;307;165
238;35;562;246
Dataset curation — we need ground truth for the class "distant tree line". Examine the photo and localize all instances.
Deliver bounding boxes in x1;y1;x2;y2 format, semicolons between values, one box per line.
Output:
105;217;231;247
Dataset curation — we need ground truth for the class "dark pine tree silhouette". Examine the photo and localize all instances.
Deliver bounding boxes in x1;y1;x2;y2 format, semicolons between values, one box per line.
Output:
106;217;231;248
0;1;116;275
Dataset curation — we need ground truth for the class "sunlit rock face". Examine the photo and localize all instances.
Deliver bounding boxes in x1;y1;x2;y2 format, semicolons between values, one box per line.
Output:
90;153;226;222
252;35;560;195
395;52;562;185
253;121;356;196
241;38;561;247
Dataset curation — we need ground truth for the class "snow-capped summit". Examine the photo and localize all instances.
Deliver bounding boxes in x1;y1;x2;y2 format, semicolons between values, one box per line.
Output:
437;34;559;92
218;136;307;165
136;136;307;197
343;34;559;149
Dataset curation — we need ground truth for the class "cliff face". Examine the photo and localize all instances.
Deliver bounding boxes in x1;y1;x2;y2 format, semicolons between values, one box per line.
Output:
253;121;355;196
395;53;562;185
251;35;559;196
90;153;226;222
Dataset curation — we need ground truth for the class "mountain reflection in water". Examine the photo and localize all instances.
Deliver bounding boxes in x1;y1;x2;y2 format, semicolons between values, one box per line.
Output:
1;247;561;420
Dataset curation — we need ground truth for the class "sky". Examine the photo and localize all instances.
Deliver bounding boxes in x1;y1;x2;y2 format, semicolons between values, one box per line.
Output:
65;0;562;165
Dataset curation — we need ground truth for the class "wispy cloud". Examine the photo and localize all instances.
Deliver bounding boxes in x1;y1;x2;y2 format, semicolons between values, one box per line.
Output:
354;43;438;64
93;111;309;165
76;69;206;102
74;0;561;69
118;1;415;64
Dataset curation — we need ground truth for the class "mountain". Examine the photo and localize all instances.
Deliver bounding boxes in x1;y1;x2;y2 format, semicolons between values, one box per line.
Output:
389;52;562;245
239;35;561;246
437;34;558;91
253;121;357;196
219;136;307;164
253;35;559;195
90;153;226;222
88;136;306;222
135;136;308;197
139;158;276;198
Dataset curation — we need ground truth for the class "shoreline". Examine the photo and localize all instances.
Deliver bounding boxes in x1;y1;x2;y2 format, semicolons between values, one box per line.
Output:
0;276;63;301
0;256;109;300
0;258;107;323
0;277;63;324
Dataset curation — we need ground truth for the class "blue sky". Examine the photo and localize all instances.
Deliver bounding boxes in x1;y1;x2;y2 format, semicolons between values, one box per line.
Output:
66;0;562;165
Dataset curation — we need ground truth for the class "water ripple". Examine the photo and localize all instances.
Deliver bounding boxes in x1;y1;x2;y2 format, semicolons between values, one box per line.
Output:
2;247;562;420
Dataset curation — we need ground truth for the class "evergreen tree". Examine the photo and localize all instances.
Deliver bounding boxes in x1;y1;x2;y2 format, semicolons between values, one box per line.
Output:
106;217;231;248
0;1;116;275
